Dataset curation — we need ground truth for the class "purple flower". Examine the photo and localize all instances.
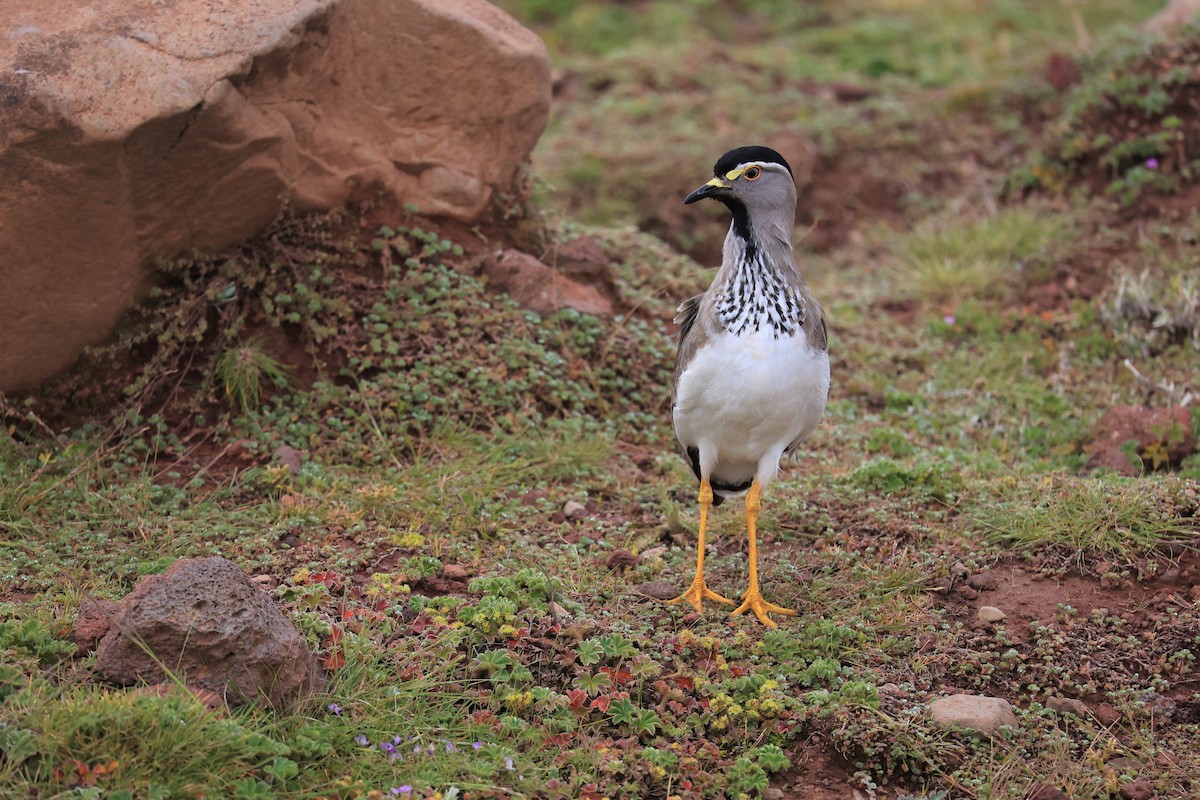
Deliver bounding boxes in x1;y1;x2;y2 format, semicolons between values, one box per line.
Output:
443;740;456;753
943;314;956;325
1146;157;1160;169
392;735;405;745
391;787;412;796
326;702;344;715
380;742;397;758
472;741;483;750
355;734;370;747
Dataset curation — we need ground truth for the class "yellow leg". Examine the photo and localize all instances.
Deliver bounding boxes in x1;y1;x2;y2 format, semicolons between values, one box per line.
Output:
667;478;733;612
731;481;797;628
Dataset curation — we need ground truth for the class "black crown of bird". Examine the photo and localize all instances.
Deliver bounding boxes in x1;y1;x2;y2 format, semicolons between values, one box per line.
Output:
666;145;830;628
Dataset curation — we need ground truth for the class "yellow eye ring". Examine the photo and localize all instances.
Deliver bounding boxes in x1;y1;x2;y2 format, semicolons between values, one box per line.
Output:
744;166;762;181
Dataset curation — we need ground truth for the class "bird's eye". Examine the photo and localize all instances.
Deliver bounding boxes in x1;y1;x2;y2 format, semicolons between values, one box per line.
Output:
744;166;762;181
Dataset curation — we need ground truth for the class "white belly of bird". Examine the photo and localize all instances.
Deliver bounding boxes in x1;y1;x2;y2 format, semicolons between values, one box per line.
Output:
674;327;829;489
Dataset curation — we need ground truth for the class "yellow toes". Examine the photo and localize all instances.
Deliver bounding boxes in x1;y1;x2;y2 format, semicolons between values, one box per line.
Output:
666;579;734;613
730;589;797;628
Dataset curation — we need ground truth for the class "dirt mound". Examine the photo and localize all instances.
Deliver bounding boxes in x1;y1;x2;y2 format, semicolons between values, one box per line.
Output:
1032;32;1200;212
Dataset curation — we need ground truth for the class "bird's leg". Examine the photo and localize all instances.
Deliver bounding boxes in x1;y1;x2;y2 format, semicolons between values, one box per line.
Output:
731;481;797;628
667;478;733;612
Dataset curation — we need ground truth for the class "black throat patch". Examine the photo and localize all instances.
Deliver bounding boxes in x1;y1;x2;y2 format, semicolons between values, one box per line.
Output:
720;197;755;256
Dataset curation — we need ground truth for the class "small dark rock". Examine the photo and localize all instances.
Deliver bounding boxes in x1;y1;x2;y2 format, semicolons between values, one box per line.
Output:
1046;696;1089;717
635;580;678;600
967;572;999;591
1044;52;1081;92
1094;702;1122;726
605;549;642;570
1107;756;1143;772
957;585;979;600
273;444;303;476
1026;784;1069;800
73;597;118;650
830;81;874;102
1118;779;1154;800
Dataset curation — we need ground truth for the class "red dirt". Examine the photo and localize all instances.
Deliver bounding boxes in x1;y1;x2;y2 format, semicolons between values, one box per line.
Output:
942;550;1200;638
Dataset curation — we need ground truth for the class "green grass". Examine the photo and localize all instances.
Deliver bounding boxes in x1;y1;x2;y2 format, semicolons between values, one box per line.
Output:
891;206;1077;302
979;476;1198;571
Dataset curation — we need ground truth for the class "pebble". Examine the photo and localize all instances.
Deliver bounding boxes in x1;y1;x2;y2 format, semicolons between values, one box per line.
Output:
958;585;979;600
1118;779;1153;800
634;580;679;600
1189;584;1200;602
1045;696;1088;717
977;605;1007;622
1093;702;1122;725
563;500;587;519
928;694;1019;736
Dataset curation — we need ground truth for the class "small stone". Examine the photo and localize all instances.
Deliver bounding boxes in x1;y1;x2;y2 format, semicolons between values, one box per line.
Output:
1107;756;1143;772
73;598;118;650
563;500;587;519
635;580;679;600
1094;702;1122;725
250;575;275;589
1026;784;1069;800
978;606;1007;622
640;546;668;561
1045;696;1089;717
273;444;302;475
1189;584;1200;602
605;549;641;570
1118;779;1153;800
548;601;569;619
958;585;979;600
950;562;971;580
967;571;999;590
929;694;1019;735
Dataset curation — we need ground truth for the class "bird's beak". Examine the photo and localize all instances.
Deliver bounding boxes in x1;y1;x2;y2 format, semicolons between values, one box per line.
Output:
684;177;727;205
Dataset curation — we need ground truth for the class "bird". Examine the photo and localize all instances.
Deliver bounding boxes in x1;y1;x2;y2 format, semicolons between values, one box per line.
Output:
665;145;830;628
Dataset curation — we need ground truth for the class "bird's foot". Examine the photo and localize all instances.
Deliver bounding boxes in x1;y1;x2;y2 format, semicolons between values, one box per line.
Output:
666;578;734;613
731;588;797;628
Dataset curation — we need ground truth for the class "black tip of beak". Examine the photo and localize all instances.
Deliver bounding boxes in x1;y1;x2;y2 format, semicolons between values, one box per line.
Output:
684;182;723;205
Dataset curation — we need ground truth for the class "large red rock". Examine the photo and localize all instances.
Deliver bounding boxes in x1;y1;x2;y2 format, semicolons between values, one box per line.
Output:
95;557;323;708
0;0;550;391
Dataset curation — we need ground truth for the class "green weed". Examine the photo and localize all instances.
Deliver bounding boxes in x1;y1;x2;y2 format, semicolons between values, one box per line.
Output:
979;476;1198;570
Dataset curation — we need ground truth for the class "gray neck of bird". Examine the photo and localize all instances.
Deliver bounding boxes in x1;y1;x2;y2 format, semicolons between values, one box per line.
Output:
711;224;805;337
